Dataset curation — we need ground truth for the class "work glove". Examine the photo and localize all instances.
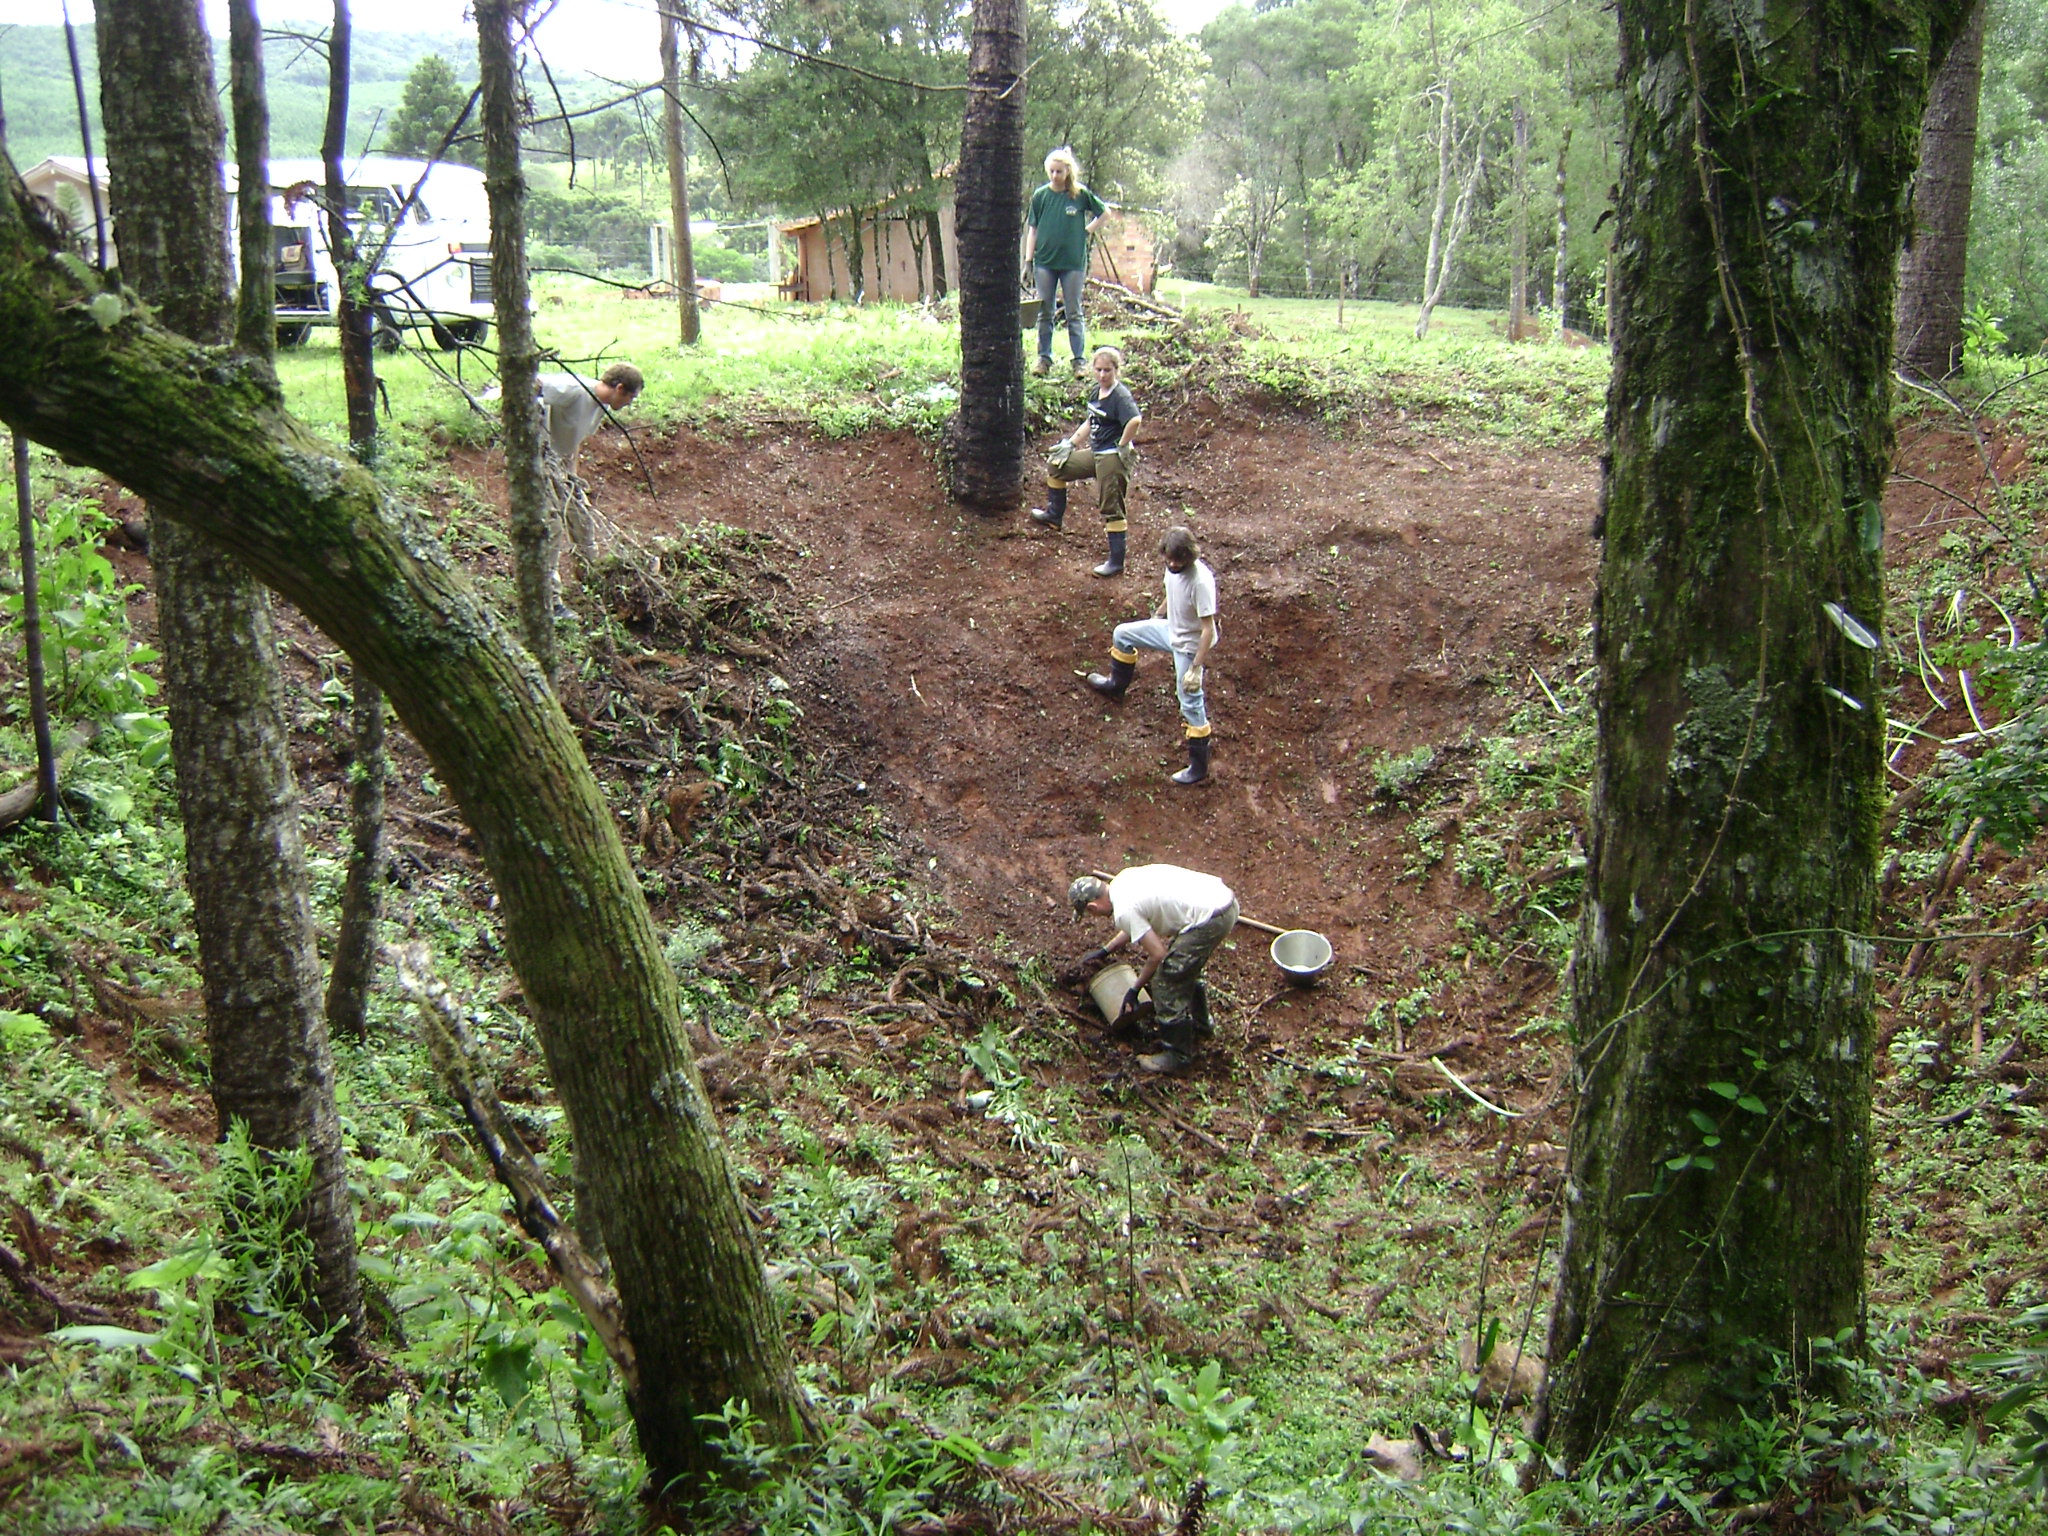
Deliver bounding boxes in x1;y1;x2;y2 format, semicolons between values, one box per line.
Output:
1078;946;1110;970
1180;665;1205;696
1119;986;1142;1021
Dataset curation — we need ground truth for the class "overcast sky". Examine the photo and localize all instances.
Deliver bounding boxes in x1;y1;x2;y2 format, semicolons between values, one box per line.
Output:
14;0;1235;76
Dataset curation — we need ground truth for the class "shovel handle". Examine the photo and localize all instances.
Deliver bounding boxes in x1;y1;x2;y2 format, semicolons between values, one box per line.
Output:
1087;871;1290;936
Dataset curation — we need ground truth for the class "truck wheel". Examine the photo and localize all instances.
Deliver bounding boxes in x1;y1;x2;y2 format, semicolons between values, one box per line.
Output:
440;319;490;350
276;322;313;348
370;314;402;354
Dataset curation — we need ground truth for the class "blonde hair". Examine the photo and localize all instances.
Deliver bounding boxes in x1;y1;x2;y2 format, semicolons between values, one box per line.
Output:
1044;147;1082;186
1092;346;1123;373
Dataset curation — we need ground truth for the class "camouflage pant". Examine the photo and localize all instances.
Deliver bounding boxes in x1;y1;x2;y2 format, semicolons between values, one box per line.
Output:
1049;443;1134;532
1150;899;1238;1055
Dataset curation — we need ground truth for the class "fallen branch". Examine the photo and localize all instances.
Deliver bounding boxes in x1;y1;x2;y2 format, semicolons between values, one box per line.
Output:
0;721;96;832
0;1237;112;1325
391;942;638;1395
1902;816;1986;980
1429;1056;1523;1118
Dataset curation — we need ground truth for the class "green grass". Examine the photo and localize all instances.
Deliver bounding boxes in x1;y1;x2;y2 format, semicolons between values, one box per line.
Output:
267;272;1608;454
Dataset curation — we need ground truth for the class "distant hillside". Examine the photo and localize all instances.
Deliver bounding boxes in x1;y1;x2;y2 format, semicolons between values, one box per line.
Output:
0;24;478;165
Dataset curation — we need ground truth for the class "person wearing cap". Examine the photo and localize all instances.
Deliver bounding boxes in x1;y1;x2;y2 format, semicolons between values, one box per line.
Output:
1068;865;1238;1074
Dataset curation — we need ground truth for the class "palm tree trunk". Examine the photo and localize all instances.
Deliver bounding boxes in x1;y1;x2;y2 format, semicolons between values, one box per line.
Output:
946;0;1028;510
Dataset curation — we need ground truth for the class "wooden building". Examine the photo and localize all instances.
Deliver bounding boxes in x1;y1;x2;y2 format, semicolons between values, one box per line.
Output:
776;176;1156;303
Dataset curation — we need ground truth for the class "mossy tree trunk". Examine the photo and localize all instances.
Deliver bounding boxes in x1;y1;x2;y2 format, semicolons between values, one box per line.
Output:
0;158;810;1499
1538;0;1970;1468
96;0;362;1339
946;0;1026;511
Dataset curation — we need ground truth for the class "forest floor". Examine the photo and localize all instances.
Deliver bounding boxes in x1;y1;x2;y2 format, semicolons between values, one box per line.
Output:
12;352;2045;1531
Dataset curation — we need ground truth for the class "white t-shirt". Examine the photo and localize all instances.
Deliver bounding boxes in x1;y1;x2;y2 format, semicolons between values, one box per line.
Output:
538;373;606;468
1110;864;1235;946
1165;560;1219;653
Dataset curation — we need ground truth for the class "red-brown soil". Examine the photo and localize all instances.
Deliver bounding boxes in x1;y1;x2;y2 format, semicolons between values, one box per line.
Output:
574;397;1603;1090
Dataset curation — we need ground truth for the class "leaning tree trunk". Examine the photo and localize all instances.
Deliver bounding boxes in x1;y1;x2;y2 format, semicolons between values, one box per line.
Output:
95;0;362;1339
1895;0;1985;381
945;0;1027;510
660;5;702;347
0;154;811;1502
476;0;555;675
1538;0;1970;1468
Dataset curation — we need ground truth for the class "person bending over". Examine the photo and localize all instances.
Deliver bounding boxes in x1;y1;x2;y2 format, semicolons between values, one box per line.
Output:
1069;865;1239;1074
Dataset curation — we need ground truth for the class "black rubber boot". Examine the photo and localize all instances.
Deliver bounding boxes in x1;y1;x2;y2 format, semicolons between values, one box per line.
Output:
1087;656;1137;697
1139;1015;1198;1074
1030;484;1067;527
1172;734;1212;787
1093;529;1126;577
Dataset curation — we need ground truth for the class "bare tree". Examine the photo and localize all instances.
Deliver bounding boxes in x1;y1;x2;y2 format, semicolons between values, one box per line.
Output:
313;0;391;1040
661;4;702;347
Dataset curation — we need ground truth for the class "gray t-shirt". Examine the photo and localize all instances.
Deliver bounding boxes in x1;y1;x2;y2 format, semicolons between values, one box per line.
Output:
538;373;605;468
1165;560;1219;653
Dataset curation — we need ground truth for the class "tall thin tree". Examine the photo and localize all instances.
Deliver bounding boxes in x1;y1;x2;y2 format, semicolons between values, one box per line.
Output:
946;0;1027;510
476;0;556;674
1538;0;1971;1465
311;0;390;1038
660;4;702;347
95;0;361;1339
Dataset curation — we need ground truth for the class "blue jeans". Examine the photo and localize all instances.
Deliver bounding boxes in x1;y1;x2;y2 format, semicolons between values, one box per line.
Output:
1110;617;1208;730
1035;265;1086;366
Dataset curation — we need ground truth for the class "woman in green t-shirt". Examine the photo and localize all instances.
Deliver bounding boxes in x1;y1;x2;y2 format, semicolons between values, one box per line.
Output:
1024;147;1109;378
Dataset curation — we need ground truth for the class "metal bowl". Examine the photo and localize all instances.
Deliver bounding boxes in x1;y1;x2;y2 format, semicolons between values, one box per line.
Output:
1270;929;1333;983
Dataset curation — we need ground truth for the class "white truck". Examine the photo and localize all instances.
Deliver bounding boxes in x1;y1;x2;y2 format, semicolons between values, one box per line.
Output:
22;153;496;351
263;156;495;351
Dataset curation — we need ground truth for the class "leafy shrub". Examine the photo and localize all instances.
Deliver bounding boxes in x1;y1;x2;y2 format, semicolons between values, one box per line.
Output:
1974;1303;2048;1495
2;497;164;735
